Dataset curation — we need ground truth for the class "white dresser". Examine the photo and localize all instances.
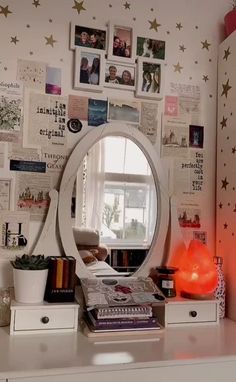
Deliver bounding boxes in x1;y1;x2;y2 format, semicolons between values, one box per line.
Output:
1;319;236;382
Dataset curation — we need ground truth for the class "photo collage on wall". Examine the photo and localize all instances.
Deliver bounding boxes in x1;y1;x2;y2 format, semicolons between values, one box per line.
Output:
70;21;166;100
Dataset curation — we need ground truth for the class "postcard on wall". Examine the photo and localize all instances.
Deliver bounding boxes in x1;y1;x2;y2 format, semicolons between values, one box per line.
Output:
161;115;190;157
15;172;52;220
164;96;178;117
45;67;61;95
17;59;46;91
8;142;40;162
88;99;107;126
23;90;68;149
0;211;29;257
139;102;158;144
177;206;201;229
108;99;140;125
68;95;88;120
0;179;11;210
0;80;23;143
41;147;70;188
172;150;205;196
170;82;201;125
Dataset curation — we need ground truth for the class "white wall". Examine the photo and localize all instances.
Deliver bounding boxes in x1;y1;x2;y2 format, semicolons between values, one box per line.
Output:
0;0;230;285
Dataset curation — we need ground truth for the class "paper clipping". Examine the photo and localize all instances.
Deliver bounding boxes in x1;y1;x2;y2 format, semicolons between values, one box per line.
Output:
139;102;158;144
0;179;11;210
0;211;29;257
161;115;189;157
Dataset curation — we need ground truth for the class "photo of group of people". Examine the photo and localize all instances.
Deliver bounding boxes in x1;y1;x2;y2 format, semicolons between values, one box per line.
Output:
71;22;165;99
72;25;106;50
105;63;135;88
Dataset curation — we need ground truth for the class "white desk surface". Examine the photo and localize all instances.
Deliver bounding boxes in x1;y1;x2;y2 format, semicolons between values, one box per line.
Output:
1;318;236;379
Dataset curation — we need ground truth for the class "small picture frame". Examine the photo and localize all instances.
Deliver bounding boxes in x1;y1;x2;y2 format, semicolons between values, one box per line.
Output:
135;36;165;60
136;57;165;100
70;22;107;51
104;61;135;90
107;21;135;63
74;47;105;92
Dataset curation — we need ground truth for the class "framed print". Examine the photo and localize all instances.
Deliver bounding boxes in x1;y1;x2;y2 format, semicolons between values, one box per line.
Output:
70;22;107;51
74;47;105;92
136;36;165;59
108;99;140;124
104;61;135;90
136;57;165;100
107;22;135;63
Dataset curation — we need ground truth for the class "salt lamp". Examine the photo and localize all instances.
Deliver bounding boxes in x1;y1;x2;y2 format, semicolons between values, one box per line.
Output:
176;239;218;299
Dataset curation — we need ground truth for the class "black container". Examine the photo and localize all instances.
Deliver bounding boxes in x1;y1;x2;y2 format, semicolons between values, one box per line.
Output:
156;266;178;298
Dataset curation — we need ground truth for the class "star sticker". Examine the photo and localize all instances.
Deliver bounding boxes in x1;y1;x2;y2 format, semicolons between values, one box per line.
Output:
123;1;130;9
72;0;86;14
219;202;223;209
32;0;40;7
179;44;186;52
11;36;19;44
232;147;236;154
224;222;228;229
202;75;209;82
234;205;236;212
45;34;57;47
173;62;183;73
148;18;161;31
201;39;211;50
0;5;12;17
221;177;229;190
223;47;231;61
220;116;227;129
176;22;183;30
221;79;232;98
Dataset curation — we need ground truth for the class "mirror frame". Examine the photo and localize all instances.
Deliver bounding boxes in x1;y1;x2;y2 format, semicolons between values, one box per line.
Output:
58;122;169;278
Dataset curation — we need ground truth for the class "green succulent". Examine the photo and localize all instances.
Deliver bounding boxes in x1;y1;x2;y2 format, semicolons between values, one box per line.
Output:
11;254;49;270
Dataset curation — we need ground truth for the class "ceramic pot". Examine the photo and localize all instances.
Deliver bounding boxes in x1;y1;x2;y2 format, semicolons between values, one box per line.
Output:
224;9;236;38
13;268;48;303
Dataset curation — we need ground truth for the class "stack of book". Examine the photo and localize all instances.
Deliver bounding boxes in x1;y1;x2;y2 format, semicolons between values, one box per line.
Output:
80;276;165;333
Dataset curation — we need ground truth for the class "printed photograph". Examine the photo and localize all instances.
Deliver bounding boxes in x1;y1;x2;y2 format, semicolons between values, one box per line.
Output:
136;58;164;100
45;67;61;95
189;125;204;148
104;62;135;90
136;37;165;59
178;207;201;229
112;26;132;58
88;99;108;127
71;23;106;50
74;47;105;92
108;99;140;124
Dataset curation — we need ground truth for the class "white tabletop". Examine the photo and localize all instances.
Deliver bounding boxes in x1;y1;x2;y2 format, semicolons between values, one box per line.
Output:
1;319;236;379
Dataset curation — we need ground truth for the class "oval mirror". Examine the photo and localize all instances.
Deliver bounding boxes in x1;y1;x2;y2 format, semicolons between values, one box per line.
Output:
58;122;169;278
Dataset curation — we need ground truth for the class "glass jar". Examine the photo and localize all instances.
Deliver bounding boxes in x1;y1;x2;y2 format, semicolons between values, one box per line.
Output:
0;288;11;326
156;266;178;298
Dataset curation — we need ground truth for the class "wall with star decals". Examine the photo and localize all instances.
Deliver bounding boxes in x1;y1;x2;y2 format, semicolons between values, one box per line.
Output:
0;0;230;262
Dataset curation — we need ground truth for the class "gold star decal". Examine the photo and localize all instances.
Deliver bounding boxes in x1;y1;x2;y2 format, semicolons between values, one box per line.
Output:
173;62;183;73
32;0;40;7
11;36;19;44
0;5;12;17
123;1;130;9
232;147;236;154
202;75;209;82
179;45;186;52
223;47;231;61
72;0;86;14
201;40;211;50
220;116;227;129
219;202;223;209
45;34;57;47
148;18;161;31
221;79;232;98
221;177;229;190
176;22;183;30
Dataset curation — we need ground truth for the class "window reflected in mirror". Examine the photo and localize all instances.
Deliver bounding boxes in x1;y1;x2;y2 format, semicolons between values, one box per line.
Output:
74;136;157;253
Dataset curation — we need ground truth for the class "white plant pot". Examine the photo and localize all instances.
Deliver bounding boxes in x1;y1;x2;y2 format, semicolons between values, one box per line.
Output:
13;268;48;304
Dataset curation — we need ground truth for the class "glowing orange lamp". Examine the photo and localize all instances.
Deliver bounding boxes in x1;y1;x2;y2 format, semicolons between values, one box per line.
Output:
176;239;218;299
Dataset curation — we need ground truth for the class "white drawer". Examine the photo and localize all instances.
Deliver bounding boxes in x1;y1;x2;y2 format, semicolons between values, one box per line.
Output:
165;299;219;326
10;301;79;335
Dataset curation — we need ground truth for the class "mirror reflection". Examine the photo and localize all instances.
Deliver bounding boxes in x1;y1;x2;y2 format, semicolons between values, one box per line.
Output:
72;135;157;275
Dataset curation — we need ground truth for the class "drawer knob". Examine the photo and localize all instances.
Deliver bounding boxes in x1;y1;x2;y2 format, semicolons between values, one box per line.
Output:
189;310;197;318
41;316;49;324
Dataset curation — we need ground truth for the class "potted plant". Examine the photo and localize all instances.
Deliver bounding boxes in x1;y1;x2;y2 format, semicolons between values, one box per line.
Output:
11;254;49;304
224;1;236;38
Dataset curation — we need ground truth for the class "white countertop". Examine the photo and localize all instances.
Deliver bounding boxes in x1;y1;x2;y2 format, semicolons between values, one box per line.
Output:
1;319;236;379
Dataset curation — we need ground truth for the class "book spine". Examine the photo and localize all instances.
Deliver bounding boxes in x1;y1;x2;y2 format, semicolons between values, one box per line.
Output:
62;258;70;289
68;256;76;289
88;312;158;328
56;257;64;288
47;256;57;290
88;319;160;330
